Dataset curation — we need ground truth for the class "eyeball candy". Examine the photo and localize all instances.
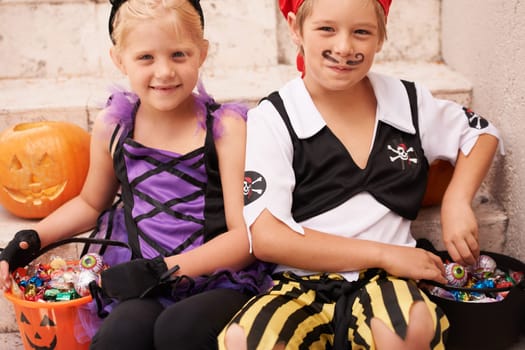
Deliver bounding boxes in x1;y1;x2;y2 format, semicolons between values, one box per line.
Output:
445;262;468;287
79;253;104;273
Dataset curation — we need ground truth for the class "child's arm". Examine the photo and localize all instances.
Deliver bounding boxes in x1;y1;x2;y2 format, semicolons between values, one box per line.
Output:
0;112;119;289
164;111;254;276
440;133;499;266
33;112;120;247
250;209;447;283
239;98;447;284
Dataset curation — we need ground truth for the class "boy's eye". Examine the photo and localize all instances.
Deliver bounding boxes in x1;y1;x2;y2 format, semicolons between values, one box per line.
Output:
172;51;186;58
355;29;371;35
138;54;153;60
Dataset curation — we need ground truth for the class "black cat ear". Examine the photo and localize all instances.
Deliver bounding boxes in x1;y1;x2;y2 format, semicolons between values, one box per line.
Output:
108;0;127;44
108;0;204;45
188;0;205;29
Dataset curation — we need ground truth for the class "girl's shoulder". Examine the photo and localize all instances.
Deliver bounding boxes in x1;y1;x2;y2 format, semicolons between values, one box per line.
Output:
103;86;139;136
194;81;248;139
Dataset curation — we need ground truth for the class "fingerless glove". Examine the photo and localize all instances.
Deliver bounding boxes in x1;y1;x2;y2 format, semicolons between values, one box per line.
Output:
100;256;179;301
0;229;41;272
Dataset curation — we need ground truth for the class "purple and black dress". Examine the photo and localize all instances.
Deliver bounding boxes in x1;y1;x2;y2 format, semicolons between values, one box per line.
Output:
78;83;273;339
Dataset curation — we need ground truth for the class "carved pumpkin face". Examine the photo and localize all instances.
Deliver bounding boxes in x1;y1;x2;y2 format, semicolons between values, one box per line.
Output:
0;121;90;218
19;311;58;350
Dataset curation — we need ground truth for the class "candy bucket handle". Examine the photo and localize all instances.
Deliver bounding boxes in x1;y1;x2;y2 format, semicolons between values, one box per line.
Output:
36;236;130;259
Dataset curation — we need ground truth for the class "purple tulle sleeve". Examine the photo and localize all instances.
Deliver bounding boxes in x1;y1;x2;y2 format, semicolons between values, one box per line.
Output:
194;81;249;138
102;81;248;139
103;86;139;137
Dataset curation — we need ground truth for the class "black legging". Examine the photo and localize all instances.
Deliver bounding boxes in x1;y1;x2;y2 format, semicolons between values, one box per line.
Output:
90;289;250;350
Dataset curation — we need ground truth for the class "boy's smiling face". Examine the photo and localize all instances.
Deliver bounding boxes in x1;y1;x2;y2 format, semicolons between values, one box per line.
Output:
290;0;384;93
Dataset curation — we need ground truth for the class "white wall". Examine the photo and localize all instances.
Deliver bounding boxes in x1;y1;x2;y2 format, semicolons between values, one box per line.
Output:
442;0;525;261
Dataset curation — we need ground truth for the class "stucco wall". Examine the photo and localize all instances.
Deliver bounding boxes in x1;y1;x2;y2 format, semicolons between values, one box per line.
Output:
442;0;525;261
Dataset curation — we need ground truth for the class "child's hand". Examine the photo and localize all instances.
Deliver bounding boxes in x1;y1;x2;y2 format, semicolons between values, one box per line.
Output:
0;230;41;276
380;245;447;284
100;256;176;300
0;260;11;291
441;200;479;266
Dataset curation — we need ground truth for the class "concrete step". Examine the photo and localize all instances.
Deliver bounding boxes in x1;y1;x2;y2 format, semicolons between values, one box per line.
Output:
0;60;473;131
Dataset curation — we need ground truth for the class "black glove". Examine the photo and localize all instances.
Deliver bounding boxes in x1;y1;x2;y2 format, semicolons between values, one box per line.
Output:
100;256;179;301
0;230;41;272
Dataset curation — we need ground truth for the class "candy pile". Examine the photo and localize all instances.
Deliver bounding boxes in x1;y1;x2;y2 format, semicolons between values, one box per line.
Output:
11;253;107;302
422;254;524;303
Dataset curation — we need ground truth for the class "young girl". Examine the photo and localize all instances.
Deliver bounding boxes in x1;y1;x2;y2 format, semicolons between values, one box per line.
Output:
220;0;502;349
0;0;272;349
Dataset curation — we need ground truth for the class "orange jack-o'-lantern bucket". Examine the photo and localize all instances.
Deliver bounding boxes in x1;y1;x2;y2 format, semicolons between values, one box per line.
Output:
1;236;130;350
4;290;92;350
1;236;127;350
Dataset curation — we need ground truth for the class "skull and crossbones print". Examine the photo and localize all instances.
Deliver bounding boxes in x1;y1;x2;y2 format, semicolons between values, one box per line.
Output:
243;171;266;204
463;107;489;130
387;143;418;168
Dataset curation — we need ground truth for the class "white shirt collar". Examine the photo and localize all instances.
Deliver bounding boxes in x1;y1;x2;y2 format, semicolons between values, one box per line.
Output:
278;72;416;139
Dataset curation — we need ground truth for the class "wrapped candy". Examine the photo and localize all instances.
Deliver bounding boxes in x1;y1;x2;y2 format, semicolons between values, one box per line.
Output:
49;256;67;270
75;270;99;297
472;255;497;279
421;254;524;303
11;253;107;302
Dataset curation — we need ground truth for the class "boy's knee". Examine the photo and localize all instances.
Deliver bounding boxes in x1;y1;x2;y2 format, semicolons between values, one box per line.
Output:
371;301;436;350
223;323;247;350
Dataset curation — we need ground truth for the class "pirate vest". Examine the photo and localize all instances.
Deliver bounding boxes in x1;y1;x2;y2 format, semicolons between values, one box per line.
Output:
265;80;428;222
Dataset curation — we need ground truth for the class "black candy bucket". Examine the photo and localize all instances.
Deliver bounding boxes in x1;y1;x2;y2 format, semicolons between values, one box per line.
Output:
417;239;525;350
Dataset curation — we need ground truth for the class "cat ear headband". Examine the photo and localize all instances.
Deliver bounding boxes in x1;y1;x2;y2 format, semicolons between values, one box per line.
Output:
108;0;204;44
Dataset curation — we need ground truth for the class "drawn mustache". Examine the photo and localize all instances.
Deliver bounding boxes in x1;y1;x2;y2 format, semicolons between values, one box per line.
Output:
322;50;364;66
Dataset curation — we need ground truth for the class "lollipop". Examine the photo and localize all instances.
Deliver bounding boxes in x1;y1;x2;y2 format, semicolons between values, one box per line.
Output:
445;262;468;287
79;253;104;273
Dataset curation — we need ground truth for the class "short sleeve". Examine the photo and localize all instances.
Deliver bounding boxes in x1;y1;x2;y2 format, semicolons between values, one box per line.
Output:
243;100;305;249
417;84;504;165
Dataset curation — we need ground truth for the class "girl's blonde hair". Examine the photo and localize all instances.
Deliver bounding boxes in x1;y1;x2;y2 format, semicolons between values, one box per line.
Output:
295;0;387;43
111;0;205;49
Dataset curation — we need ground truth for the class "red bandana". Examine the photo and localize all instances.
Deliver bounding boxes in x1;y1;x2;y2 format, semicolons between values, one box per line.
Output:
279;0;392;18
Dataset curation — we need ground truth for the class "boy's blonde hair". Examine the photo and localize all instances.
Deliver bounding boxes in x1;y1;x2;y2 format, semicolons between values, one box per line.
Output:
111;0;205;49
295;0;387;43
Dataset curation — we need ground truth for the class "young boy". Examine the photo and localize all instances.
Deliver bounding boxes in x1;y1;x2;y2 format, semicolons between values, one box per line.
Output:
220;0;502;349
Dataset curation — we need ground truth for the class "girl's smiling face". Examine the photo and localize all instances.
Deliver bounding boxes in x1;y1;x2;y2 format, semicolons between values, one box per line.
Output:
111;16;208;114
290;0;383;93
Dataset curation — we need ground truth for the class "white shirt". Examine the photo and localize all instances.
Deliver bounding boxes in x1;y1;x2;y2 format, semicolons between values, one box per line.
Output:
244;72;502;281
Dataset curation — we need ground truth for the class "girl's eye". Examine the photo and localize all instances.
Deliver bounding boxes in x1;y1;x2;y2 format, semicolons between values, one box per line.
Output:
318;26;334;32
138;54;153;60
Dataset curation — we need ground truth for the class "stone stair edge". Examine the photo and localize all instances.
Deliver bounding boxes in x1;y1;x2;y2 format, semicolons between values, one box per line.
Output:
0;61;472;114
